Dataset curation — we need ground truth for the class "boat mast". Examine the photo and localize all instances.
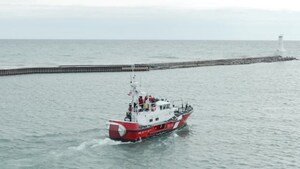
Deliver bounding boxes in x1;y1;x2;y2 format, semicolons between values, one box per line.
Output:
130;64;137;122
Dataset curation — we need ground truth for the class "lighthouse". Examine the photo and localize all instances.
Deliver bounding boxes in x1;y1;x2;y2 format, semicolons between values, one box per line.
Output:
275;35;286;56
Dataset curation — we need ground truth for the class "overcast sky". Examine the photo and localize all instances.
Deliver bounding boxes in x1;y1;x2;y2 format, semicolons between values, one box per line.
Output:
1;0;300;40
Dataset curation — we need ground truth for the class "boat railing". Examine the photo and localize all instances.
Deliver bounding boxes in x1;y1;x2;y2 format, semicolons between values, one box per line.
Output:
177;104;193;114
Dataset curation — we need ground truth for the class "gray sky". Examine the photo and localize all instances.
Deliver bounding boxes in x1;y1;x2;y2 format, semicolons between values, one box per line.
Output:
1;0;300;40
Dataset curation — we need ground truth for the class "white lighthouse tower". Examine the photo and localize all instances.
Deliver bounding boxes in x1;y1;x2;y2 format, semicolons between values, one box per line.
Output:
275;34;286;56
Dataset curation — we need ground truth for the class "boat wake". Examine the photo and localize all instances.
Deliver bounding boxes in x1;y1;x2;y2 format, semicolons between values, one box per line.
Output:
93;138;134;146
69;138;134;151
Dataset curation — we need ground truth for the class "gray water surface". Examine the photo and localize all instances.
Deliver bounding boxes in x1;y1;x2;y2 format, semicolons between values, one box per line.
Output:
1;60;300;169
0;40;300;169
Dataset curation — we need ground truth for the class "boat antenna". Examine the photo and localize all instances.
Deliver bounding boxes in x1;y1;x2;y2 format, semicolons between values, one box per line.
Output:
132;64;135;71
131;64;135;75
130;64;138;122
131;64;136;85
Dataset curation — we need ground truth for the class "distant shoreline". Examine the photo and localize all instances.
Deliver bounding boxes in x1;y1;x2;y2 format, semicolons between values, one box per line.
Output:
0;56;297;76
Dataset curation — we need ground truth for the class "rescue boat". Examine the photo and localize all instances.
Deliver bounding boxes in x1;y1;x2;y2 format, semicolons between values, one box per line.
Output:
106;74;193;142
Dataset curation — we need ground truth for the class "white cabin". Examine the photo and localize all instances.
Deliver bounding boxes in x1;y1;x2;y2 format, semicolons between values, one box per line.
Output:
135;100;176;126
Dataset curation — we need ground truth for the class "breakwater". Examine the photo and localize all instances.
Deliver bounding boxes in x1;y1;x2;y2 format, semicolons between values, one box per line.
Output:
146;56;296;70
0;56;297;76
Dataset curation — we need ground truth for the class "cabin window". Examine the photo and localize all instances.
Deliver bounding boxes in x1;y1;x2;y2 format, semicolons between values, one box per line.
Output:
155;117;159;121
149;119;153;122
160;106;162;110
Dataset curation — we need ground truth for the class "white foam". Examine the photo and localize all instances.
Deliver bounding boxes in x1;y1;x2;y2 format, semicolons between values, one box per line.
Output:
70;138;134;151
92;138;133;147
69;139;99;151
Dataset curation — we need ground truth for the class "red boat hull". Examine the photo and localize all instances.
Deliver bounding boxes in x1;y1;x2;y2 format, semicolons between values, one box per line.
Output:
107;113;191;142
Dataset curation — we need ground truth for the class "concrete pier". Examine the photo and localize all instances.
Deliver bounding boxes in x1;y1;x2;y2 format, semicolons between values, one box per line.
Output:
0;56;297;76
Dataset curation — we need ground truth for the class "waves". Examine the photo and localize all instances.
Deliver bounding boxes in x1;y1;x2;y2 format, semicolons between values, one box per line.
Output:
69;125;192;151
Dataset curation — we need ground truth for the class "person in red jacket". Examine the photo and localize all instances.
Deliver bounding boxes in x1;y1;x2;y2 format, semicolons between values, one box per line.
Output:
128;103;133;112
138;96;144;108
149;95;154;103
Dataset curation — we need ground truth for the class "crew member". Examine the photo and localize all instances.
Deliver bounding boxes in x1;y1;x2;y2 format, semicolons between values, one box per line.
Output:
128;103;133;112
138;96;144;108
149;95;154;103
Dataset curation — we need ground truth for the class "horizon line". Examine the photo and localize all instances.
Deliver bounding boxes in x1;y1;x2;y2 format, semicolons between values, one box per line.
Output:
0;38;298;41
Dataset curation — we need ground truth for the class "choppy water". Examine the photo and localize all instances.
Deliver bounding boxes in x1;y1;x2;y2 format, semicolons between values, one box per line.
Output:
0;40;300;169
